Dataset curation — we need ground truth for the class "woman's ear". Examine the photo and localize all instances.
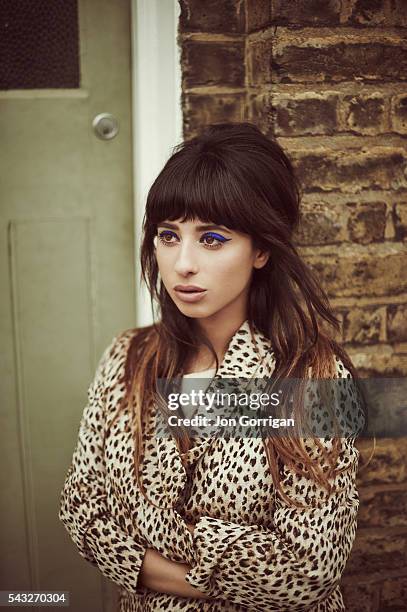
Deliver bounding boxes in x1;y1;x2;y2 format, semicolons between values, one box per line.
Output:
253;249;270;270
153;235;158;249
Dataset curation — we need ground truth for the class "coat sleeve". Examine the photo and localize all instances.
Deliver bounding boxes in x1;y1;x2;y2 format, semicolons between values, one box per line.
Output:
184;360;365;611
58;334;148;594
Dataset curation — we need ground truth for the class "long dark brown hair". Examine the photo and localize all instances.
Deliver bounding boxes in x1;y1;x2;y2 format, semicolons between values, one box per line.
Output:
117;122;371;509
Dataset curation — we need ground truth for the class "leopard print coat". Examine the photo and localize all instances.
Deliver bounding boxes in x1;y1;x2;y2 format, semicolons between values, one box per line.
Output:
59;319;365;611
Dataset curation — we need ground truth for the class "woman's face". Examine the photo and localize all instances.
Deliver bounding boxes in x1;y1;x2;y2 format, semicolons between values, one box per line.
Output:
154;217;269;323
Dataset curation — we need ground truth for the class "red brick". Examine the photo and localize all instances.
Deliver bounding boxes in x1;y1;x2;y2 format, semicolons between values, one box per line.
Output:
246;0;272;33
341;582;380;612
393;202;407;240
348;348;407;377
291;148;407;194
183;93;245;137
387;304;407;342
356;438;407;485
343;306;385;344
391;94;407;135
303;244;407;298
179;0;245;33
357;486;407;528
273;39;407;84
346;0;407;28
294;200;345;245
342;93;388;135
347;201;387;244
182;40;245;89
247;38;273;86
347;528;407;572
271;0;407;29
271;0;342;26
247;92;275;137
294;200;387;246
273;92;338;136
380;575;407;611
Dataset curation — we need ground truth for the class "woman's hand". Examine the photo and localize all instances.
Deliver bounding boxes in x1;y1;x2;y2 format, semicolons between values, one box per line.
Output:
137;548;208;599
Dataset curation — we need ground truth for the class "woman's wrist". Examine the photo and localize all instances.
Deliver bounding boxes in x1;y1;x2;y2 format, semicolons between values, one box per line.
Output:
138;547;208;599
173;561;208;599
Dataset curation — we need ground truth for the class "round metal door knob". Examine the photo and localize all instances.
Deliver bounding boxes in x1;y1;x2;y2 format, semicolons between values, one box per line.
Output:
92;113;119;140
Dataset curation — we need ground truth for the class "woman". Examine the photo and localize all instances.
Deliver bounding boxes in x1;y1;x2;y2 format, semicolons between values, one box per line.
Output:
59;122;367;611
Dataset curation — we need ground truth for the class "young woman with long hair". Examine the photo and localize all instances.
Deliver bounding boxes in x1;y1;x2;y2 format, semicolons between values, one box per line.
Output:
60;122;367;611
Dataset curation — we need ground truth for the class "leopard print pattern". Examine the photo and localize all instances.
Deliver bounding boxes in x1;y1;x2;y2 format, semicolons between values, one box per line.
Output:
59;319;365;611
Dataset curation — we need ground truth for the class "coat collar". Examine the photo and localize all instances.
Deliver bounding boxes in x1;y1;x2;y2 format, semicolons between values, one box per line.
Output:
154;319;276;506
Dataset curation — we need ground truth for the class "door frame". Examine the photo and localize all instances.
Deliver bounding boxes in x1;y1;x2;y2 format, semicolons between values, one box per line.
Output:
131;0;183;327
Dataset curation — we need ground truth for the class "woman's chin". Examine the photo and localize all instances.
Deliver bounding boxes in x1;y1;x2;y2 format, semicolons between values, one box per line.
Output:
177;304;210;317
174;300;215;318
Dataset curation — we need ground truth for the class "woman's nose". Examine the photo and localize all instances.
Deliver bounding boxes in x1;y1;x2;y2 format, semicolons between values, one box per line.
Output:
173;240;199;275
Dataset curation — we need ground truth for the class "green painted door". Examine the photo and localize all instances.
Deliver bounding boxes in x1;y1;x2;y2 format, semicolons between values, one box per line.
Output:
0;1;135;609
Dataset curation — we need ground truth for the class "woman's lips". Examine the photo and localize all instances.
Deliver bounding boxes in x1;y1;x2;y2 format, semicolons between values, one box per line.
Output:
174;289;208;303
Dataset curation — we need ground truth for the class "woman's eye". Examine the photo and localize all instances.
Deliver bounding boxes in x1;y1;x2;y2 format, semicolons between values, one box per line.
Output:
157;230;178;245
200;232;230;249
156;230;231;249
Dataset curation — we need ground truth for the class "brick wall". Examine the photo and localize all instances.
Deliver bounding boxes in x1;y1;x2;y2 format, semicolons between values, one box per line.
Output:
178;1;407;609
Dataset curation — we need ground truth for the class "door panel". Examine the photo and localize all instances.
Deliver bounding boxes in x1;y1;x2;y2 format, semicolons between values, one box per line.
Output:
0;1;135;610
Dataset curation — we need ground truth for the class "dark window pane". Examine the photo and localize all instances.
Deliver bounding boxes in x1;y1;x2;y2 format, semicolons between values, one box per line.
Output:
0;0;80;89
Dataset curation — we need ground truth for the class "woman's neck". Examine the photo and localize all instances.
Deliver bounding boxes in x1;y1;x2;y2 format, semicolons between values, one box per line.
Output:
199;315;247;353
183;353;216;375
186;314;248;374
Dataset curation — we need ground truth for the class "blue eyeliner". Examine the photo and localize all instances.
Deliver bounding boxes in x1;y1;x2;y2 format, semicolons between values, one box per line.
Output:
157;229;232;246
204;232;231;243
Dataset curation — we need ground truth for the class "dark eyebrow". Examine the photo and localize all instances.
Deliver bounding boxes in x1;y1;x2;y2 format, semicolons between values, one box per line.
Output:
157;222;232;233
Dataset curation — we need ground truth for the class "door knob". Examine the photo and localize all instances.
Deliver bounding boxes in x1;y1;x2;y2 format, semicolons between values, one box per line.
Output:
92;113;119;140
